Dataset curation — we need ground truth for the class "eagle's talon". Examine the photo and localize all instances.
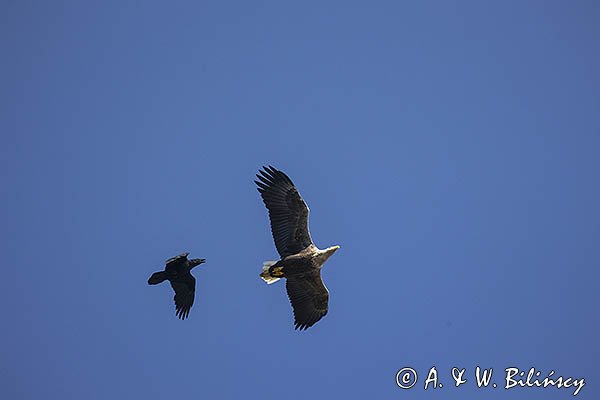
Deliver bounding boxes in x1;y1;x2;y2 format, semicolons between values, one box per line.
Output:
271;266;284;277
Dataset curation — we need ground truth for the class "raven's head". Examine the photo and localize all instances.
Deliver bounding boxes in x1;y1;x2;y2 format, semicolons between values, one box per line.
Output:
190;258;206;268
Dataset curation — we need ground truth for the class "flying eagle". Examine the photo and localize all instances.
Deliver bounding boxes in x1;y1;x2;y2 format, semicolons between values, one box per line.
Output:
255;166;339;330
147;253;205;320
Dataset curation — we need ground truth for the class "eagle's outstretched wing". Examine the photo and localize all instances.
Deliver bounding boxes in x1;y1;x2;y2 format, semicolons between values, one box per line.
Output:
255;166;313;258
286;271;329;330
170;274;195;320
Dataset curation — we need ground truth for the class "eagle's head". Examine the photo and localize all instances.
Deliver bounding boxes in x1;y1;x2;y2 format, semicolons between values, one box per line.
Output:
323;245;340;259
328;245;340;253
314;245;340;267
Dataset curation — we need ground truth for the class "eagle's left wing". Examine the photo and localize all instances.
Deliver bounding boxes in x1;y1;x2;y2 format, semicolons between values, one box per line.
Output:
285;270;329;330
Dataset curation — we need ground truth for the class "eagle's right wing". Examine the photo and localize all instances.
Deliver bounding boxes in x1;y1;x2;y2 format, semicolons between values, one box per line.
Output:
255;166;313;258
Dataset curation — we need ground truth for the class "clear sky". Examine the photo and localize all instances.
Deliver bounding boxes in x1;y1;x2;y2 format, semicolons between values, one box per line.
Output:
2;1;599;399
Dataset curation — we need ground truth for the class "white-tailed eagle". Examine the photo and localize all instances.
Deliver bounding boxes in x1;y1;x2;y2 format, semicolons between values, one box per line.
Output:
255;166;339;330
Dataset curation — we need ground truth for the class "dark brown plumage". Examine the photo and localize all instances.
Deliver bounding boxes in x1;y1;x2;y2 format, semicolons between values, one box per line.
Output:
256;166;339;330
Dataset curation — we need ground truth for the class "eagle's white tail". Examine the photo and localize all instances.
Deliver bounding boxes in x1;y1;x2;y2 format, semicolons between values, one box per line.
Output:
260;261;281;284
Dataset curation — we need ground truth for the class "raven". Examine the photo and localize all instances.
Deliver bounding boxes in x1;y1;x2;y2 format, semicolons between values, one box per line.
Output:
148;253;205;320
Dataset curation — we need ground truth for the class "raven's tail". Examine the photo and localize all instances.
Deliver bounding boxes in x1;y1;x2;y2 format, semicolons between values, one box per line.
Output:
260;261;281;284
148;271;167;285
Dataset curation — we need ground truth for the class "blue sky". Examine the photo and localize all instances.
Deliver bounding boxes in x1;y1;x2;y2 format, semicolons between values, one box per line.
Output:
1;1;598;399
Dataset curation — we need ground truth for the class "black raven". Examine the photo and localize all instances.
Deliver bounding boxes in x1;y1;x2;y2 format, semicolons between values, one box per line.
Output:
148;253;205;320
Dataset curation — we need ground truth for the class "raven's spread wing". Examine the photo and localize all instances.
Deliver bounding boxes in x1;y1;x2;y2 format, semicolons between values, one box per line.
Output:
165;252;189;270
286;271;329;330
170;274;195;320
255;166;313;258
